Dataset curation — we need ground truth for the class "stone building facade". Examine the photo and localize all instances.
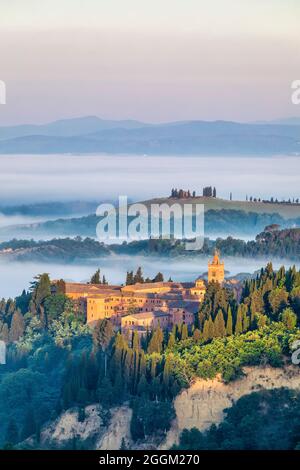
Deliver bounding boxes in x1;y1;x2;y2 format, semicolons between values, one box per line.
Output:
52;252;226;334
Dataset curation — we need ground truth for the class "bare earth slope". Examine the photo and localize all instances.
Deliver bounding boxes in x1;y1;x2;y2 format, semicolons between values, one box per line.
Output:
27;365;299;450
160;365;300;449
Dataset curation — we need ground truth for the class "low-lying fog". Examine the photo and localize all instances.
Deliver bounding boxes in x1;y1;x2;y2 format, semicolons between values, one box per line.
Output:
0;154;299;298
0;213;77;229
0;154;299;204
0;256;298;299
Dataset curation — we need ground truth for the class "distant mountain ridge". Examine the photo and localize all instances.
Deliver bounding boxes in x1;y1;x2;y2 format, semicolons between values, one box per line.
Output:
0;116;299;155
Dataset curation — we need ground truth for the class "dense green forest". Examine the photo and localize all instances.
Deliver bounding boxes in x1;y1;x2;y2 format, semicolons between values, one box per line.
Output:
0;263;300;449
1;208;300;241
1;226;300;262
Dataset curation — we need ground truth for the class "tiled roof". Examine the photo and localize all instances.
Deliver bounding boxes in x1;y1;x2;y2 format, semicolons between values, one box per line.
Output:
64;282;121;294
168;300;199;313
123;310;169;320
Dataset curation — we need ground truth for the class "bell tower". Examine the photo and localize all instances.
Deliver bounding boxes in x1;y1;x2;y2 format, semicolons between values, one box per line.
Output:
208;250;225;284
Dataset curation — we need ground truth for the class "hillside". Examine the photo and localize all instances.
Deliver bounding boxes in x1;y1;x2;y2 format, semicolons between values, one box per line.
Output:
0;119;299;155
0;116;148;140
1;264;300;451
143;196;300;219
0;198;299;242
19;365;300;450
0;227;300;263
162;365;300;449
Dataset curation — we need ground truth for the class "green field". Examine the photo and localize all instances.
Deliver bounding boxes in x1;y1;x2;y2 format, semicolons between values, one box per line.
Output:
142;196;300;219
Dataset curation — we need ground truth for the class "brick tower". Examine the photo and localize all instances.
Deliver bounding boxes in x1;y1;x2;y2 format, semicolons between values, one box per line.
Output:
208;250;225;284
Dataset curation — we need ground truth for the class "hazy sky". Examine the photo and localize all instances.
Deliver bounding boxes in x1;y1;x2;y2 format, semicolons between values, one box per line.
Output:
0;0;300;125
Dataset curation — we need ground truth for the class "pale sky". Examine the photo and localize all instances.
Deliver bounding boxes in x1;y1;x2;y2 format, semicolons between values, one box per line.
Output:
0;0;300;125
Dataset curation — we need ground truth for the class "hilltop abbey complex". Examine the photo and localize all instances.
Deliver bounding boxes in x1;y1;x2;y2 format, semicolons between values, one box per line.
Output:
52;251;225;338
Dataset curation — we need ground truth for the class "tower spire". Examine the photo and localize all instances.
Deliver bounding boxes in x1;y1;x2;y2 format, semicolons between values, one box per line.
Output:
208;250;225;283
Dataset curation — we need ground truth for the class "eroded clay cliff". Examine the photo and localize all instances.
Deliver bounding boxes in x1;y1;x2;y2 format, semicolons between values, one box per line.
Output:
26;365;299;450
160;365;300;449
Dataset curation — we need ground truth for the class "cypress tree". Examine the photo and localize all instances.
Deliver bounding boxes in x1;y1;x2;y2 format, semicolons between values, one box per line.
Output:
31;273;51;308
138;350;147;378
235;306;243;335
126;271;134;285
226;306;233;336
167;332;176;349
0;323;9;343
193;328;201;342
214;310;226;337
181;324;188;341
163;355;171;388
134;267;144;284
153;272;164;282
22;407;36;440
203;316;214;341
132;331;139;351
137;375;148;398
90;269;101;284
148;327;163;354
93;319;114;376
9;309;25;342
242;308;250;332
